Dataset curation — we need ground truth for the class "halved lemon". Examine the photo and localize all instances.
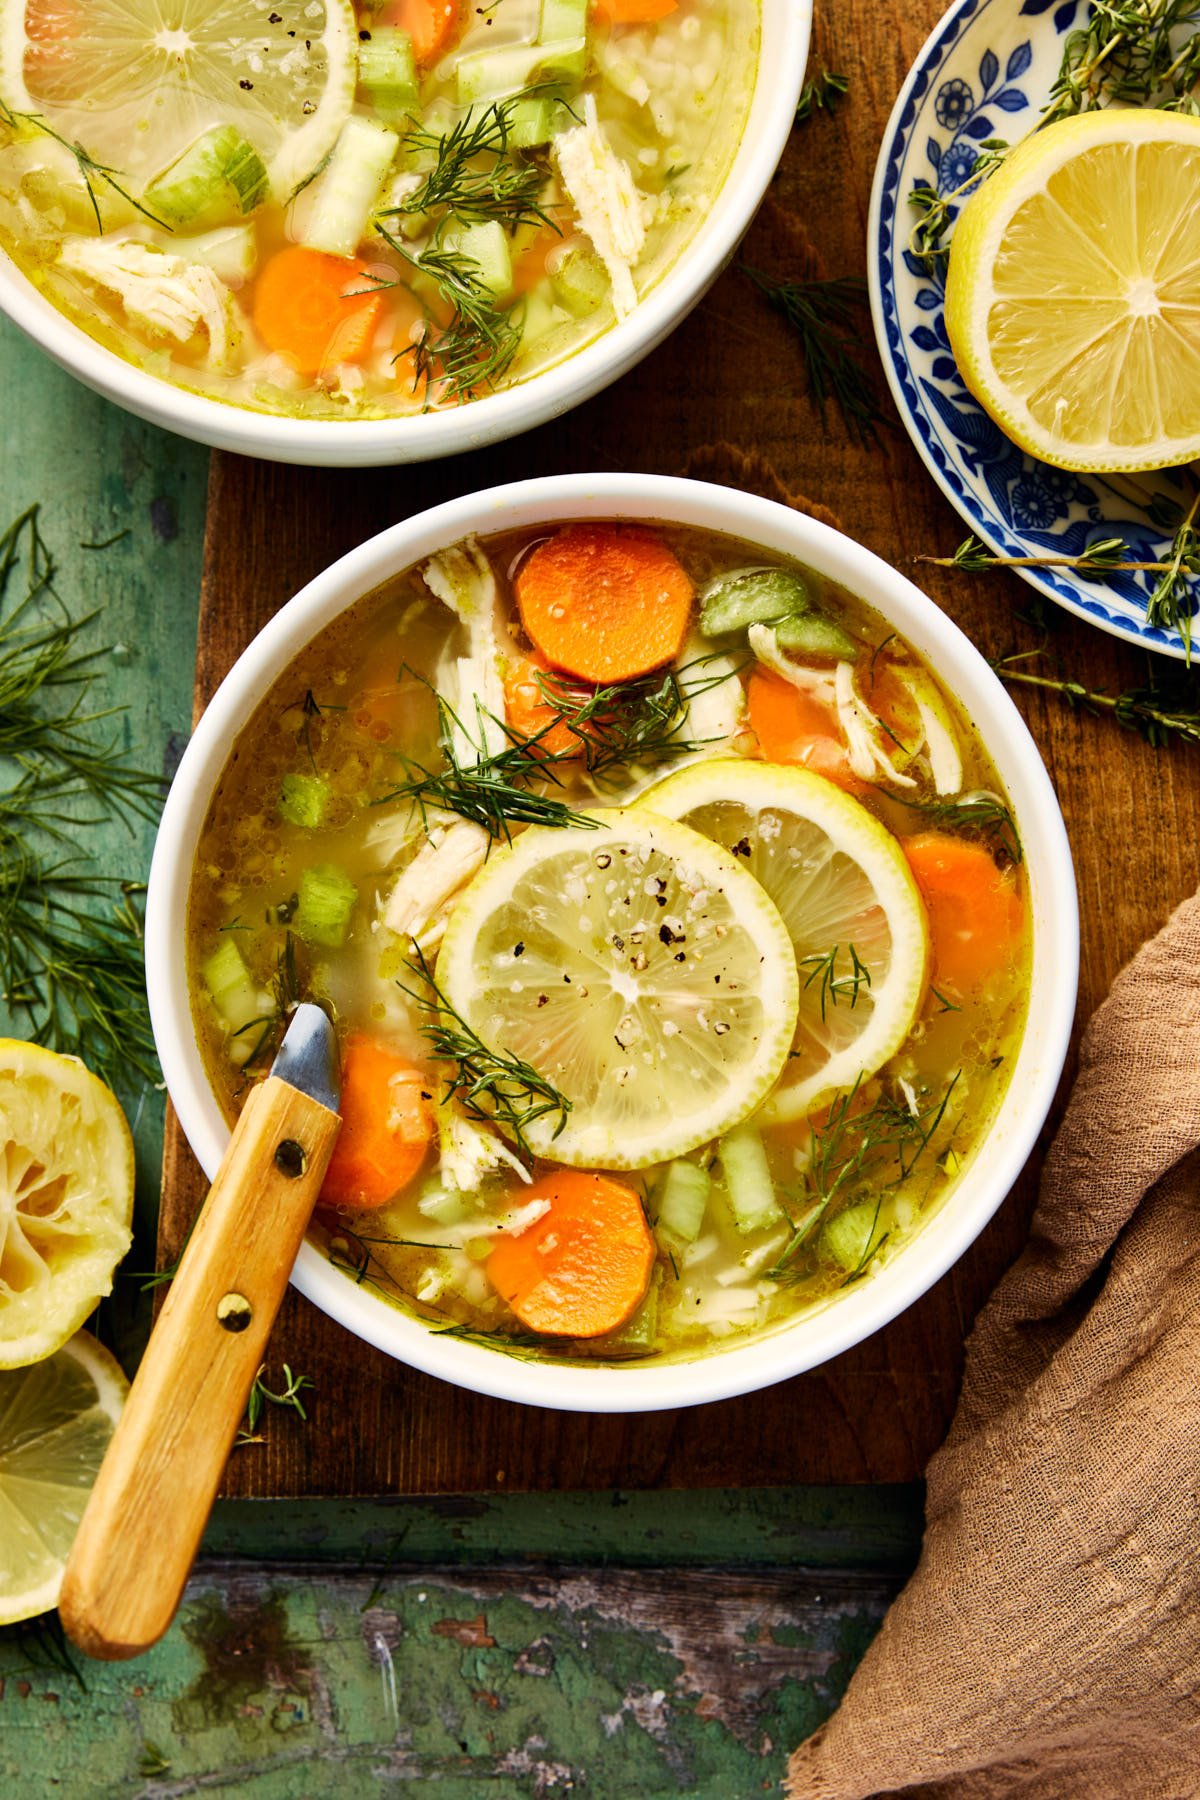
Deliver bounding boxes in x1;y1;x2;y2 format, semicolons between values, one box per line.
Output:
637;762;929;1124
435;810;800;1169
0;1330;126;1624
945;108;1200;472
0;0;357;199
0;1039;134;1369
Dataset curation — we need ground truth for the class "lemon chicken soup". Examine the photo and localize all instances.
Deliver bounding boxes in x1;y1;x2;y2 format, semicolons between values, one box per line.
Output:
0;0;757;418
187;522;1031;1362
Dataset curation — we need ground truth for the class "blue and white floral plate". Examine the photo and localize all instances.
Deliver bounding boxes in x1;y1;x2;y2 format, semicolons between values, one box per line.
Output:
868;0;1194;660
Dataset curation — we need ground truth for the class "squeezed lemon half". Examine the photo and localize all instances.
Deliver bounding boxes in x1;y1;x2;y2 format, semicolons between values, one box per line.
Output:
0;1330;126;1624
637;761;929;1124
0;1039;134;1369
945;108;1200;472
1;0;357;198
436;810;801;1169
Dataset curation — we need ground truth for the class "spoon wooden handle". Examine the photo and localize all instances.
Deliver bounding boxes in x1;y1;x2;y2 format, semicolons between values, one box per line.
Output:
58;1076;340;1661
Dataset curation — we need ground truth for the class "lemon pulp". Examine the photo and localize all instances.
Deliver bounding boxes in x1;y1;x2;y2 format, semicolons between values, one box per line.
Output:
0;1331;126;1623
0;1039;134;1368
435;809;801;1169
945;108;1200;472
637;761;930;1124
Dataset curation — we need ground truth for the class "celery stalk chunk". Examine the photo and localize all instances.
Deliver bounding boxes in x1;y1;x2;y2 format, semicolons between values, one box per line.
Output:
359;28;419;123
203;939;262;1030
549;243;608;316
719;1127;783;1234
294;116;399;258
699;569;811;638
539;0;589;39
772;613;859;660
821;1202;887;1272
278;773;330;829
455;38;586;105
655;1160;710;1247
442;219;513;295
144;125;269;228
507;94;573;148
294;864;358;947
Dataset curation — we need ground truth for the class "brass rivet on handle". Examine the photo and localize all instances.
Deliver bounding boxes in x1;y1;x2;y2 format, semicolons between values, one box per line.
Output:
216;1292;253;1332
274;1139;308;1178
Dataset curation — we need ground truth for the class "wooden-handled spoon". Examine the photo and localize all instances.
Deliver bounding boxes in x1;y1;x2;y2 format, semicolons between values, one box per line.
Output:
58;1004;342;1661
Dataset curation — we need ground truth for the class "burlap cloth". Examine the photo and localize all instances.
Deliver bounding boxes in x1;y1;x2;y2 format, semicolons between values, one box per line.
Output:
786;893;1200;1800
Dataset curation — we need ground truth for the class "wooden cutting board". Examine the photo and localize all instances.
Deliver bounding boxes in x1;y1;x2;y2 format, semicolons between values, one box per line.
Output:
159;0;1200;1497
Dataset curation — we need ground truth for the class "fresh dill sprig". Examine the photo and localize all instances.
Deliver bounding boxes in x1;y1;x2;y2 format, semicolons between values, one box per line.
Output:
401;945;572;1159
909;0;1200;266
740;269;888;444
769;1073;959;1278
376;221;524;400
795;68;849;123
533;653;742;780
380;96;559;232
0;96;169;231
374;672;595;836
431;1320;559;1356
892;788;1022;864
797;943;872;1022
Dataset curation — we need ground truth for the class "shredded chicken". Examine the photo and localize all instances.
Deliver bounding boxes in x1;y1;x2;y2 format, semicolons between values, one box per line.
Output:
439;1106;532;1192
382;819;489;944
915;696;963;796
423;538;509;766
552;93;646;319
747;624;837;709
834;660;917;788
59;239;233;364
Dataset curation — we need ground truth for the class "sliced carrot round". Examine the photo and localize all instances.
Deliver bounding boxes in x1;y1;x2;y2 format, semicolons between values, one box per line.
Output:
592;0;678;22
746;669;866;794
381;0;463;64
321;1035;433;1211
514;524;694;684
252;246;385;378
502;653;580;759
901;832;1023;996
487;1171;655;1338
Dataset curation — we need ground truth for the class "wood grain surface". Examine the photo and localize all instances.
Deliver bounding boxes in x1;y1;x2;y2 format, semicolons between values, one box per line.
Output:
159;0;1200;1495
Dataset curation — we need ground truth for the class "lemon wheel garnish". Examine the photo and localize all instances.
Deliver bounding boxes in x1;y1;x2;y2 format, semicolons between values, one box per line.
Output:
435;810;800;1170
945;108;1200;473
1;0;357;199
0;1330;126;1624
0;1039;134;1369
637;762;929;1125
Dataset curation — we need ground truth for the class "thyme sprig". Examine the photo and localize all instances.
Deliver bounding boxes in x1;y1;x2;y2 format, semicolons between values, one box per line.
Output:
739;270;888;444
994;647;1200;749
921;490;1200;650
909;0;1200;265
401;946;572;1158
236;1362;314;1447
0;97;168;231
795;68;849;123
769;1073;959;1279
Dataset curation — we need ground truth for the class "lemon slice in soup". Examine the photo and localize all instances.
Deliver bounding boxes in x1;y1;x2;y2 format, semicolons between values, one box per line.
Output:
2;0;357;199
435;811;800;1170
638;762;930;1125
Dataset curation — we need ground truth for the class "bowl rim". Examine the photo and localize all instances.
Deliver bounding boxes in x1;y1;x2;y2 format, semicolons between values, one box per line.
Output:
146;472;1079;1413
0;2;811;467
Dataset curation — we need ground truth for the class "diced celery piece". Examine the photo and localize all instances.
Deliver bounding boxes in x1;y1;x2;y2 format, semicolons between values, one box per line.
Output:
443;218;512;295
417;1183;472;1227
359;27;419;123
145;126;269;228
171;223;257;285
719;1127;783;1235
598;1273;659;1353
699;568;810;638
772;612;859;660
514;288;560;349
549;242;608;316
294;116;399;258
294;864;358;948
455;37;586;105
203;938;262;1030
278;773;330;830
656;1160;710;1247
507;94;572;148
821;1202;886;1272
539;0;589;40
